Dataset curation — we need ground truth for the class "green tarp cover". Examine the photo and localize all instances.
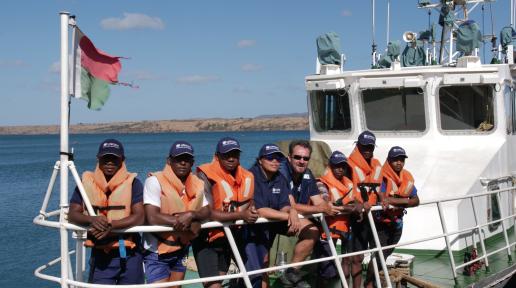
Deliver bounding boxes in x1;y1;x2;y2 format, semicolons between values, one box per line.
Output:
378;41;401;68
401;41;426;67
438;5;454;27
317;32;342;65
501;26;515;49
456;20;482;55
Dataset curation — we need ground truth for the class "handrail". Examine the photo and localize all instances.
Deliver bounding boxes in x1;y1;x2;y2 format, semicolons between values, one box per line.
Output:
34;178;516;288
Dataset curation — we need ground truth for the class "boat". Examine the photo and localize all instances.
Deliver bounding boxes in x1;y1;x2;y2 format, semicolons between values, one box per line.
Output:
34;1;516;287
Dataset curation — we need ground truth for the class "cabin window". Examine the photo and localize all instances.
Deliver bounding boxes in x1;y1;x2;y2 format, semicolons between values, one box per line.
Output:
361;87;426;131
310;90;351;132
439;85;494;131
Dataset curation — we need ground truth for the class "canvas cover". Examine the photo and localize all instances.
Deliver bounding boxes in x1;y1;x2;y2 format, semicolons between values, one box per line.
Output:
316;32;342;65
401;41;426;67
456;20;482;55
378;41;401;68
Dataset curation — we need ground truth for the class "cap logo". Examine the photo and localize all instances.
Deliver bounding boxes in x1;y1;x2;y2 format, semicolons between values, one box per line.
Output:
103;142;120;149
265;145;277;151
393;148;404;153
176;143;192;149
363;134;375;140
222;140;238;146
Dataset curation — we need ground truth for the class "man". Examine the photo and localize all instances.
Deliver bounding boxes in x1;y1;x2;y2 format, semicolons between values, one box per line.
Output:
249;144;314;288
193;137;258;288
316;151;363;287
68;139;145;284
347;131;383;287
279;140;339;288
143;141;211;287
373;146;419;278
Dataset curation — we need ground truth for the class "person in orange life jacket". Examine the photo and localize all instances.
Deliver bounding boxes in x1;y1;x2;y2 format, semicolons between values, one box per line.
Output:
192;137;258;288
249;144;314;288
143;141;211;287
315;151;365;288
347;131;382;288
278;140;340;288
364;146;420;288
68;139;145;285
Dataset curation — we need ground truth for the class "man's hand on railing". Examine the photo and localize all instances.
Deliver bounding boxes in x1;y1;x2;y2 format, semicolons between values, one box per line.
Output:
240;205;259;223
322;202;344;216
174;211;194;231
89;215;112;239
190;221;202;237
288;208;301;234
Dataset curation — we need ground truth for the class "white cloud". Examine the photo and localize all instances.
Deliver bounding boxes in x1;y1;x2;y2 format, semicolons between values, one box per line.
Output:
237;39;256;48
0;59;27;67
101;13;165;30
341;10;352;17
49;61;60;74
241;63;263;72
175;75;221;84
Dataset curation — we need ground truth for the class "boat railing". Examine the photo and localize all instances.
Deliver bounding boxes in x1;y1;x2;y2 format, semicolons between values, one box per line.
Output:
33;164;516;288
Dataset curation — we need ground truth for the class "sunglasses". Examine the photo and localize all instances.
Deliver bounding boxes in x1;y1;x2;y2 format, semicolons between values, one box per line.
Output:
262;154;283;161
291;155;310;161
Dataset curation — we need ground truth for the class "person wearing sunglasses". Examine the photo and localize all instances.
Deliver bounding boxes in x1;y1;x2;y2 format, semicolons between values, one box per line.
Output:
347;130;383;288
142;141;211;287
68;139;145;285
278;140;339;287
193;137;258;288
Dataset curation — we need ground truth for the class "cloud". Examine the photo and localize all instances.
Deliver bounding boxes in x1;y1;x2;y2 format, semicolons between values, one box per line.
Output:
0;59;27;67
101;13;165;30
175;75;221;84
129;70;161;81
341;10;352;17
49;61;60;74
241;63;263;72
237;39;256;48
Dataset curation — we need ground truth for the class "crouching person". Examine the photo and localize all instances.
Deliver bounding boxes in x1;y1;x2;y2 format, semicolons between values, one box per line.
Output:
143;141;210;287
68;139;145;284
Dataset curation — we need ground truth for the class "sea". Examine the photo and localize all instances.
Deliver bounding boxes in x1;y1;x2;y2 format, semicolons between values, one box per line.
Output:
0;130;308;288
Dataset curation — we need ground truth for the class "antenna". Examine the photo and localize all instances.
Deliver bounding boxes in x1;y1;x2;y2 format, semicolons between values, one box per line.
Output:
371;0;377;67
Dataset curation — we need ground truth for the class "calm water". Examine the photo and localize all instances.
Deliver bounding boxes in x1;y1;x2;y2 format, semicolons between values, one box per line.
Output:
0;131;308;288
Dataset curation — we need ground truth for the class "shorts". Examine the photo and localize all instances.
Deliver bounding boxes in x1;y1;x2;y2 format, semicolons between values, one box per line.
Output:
374;221;403;259
191;231;234;279
88;247;144;284
143;247;188;283
350;218;372;253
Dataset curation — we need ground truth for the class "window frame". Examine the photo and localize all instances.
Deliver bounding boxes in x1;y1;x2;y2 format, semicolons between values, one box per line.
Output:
309;89;354;135
436;84;497;135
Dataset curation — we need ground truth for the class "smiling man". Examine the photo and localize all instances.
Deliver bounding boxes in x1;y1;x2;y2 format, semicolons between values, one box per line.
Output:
142;141;210;287
68;139;145;285
193;137;257;288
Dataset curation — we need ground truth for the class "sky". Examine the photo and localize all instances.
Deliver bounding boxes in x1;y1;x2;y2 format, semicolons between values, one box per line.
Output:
0;0;511;126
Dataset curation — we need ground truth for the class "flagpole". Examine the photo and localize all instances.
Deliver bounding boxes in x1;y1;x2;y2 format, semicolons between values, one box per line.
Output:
59;11;70;288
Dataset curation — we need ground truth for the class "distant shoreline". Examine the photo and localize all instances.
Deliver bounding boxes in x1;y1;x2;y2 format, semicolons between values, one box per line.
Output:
0;115;309;135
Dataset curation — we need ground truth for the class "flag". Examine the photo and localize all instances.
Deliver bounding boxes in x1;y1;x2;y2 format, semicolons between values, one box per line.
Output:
73;28;121;110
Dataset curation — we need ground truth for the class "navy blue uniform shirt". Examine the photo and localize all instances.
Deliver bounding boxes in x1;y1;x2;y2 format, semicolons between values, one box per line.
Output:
250;163;290;211
279;160;318;205
70;178;144;205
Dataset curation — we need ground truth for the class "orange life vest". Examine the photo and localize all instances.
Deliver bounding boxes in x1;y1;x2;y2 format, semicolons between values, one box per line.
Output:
348;147;382;205
149;165;205;254
81;163;137;251
380;161;415;222
197;157;254;242
318;167;354;238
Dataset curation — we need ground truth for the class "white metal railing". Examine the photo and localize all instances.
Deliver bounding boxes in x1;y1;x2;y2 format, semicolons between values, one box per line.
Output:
34;161;516;288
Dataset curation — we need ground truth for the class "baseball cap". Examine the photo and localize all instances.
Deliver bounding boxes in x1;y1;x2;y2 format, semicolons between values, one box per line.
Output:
258;143;285;158
357;130;376;146
216;137;241;154
97;139;124;158
169;141;194;157
329;150;347;165
388;146;408;159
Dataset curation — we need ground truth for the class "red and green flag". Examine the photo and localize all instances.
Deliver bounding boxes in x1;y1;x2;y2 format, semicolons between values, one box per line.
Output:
73;28;121;110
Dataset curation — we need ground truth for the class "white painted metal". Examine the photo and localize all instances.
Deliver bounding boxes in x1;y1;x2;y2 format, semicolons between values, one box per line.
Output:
39;161;59;216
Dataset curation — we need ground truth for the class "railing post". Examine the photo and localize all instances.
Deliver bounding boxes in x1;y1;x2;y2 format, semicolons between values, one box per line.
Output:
470;197;489;270
367;211;392;288
437;202;458;282
40;161;60;216
223;226;253;288
495;192;512;262
319;215;348;288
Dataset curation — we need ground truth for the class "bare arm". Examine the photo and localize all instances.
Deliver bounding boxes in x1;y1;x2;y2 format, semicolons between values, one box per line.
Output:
257;207;290;221
386;195;420;208
111;202;145;229
68;203;110;231
288;194;335;215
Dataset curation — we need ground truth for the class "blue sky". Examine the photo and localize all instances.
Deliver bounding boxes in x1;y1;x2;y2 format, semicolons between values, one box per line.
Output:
0;0;511;126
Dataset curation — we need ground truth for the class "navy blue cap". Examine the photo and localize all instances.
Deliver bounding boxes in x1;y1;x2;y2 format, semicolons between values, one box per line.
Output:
97;139;124;158
329;150;347;165
388;146;408;159
216;137;241;154
169;141;194;157
357;130;376;146
258;143;285;158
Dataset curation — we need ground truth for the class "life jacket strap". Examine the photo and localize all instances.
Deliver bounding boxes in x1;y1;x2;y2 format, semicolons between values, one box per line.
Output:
152;233;185;247
229;199;251;211
92;205;126;212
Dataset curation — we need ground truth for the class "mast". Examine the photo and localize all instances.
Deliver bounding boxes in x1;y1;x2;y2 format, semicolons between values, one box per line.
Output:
371;0;377;67
59;11;70;288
